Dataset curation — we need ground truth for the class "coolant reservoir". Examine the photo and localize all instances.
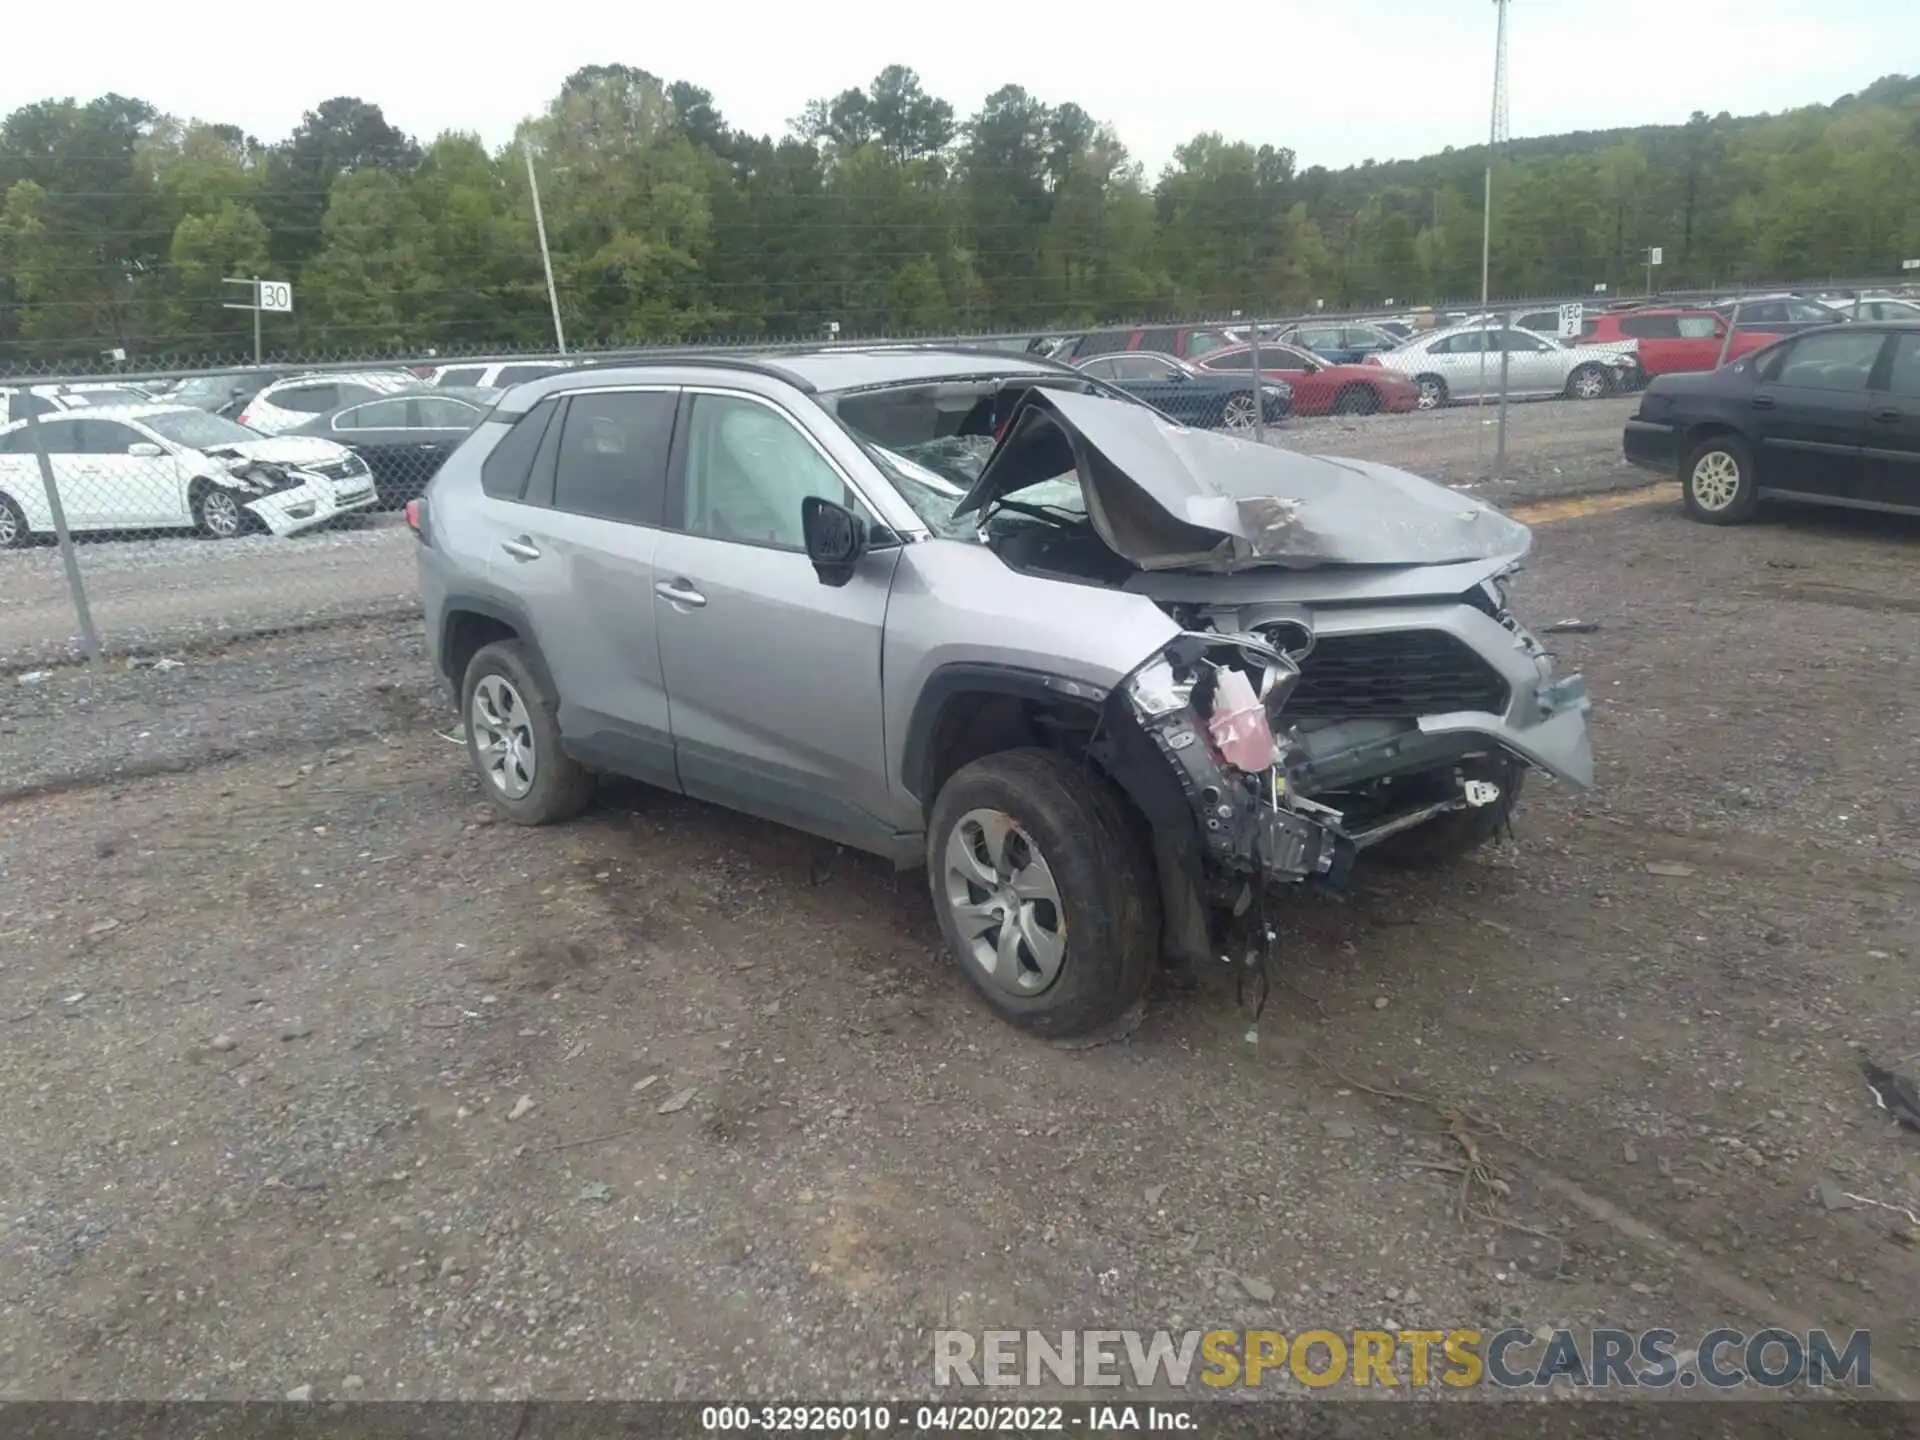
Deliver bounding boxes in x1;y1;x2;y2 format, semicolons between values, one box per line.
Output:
1207;667;1281;773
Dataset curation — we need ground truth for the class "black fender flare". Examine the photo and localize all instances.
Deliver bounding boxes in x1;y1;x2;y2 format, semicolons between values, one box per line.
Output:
437;592;558;698
900;662;1110;808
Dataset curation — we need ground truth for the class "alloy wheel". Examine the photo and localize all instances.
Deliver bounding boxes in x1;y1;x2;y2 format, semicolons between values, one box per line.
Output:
1222;394;1259;432
471;673;537;799
941;808;1067;997
1689;451;1742;512
1416;378;1444;410
201;490;243;538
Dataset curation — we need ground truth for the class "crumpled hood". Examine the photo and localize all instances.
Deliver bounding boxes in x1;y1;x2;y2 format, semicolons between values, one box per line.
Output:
203;435;354;469
951;386;1532;572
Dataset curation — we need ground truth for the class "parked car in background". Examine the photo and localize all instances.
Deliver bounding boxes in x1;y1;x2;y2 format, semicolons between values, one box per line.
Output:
1712;294;1849;336
1193;342;1421;415
1270;322;1403;365
237;371;422;436
1068;324;1247;364
1370;324;1638;409
418;360;575;390
1576;308;1781;378
1373;320;1415;342
1622;321;1919;524
1821;294;1920;322
2;384;156;424
0;405;375;546
1073;352;1291;430
286;387;500;506
166;369;298;420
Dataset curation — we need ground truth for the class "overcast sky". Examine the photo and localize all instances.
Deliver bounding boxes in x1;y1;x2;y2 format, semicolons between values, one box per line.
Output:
5;0;1912;173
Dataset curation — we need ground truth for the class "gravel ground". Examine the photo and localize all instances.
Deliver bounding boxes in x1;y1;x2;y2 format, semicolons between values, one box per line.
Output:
3;486;1918;1405
0;397;1641;673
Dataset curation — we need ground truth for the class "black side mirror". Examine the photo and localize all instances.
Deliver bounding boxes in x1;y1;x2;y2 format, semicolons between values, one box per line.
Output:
1168;369;1189;382
802;495;868;587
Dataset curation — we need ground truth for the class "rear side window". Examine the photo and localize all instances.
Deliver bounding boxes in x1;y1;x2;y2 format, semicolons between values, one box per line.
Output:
1073;330;1132;359
1676;316;1720;338
1136;328;1179;354
437;367;486;388
480;399;559;501
272;384;338;413
551;390;677;526
1621;315;1680;338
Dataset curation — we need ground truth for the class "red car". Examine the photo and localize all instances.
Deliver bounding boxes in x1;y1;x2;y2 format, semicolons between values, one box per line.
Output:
1194;341;1421;416
1581;308;1781;377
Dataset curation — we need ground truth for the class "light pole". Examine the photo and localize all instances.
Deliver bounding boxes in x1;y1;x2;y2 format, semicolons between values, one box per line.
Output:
523;137;567;356
1477;0;1511;452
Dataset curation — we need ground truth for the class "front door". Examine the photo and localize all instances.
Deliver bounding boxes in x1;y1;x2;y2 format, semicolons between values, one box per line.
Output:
651;388;902;855
79;418;187;527
1860;331;1920;510
1748;329;1886;501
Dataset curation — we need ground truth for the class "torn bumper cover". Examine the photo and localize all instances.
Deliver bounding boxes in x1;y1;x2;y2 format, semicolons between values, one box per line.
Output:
1105;630;1347;892
953;384;1533;572
202;450;377;537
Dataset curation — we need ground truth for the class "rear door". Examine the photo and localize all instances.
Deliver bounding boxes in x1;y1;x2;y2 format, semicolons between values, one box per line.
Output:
402;395;484;500
649;388;902;852
1747;329;1888;501
1859;331;1920;510
17;418;95;525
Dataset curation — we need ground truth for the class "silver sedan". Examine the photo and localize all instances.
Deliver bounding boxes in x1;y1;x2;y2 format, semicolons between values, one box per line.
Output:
1372;323;1639;409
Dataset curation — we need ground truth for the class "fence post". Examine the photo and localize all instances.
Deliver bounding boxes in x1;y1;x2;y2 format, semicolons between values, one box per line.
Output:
24;407;103;670
1248;332;1266;444
1495;310;1512;478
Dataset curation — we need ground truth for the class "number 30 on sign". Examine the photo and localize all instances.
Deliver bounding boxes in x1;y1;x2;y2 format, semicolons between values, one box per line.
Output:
257;281;294;313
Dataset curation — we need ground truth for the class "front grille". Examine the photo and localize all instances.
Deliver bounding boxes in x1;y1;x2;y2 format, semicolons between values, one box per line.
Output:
1287;629;1510;719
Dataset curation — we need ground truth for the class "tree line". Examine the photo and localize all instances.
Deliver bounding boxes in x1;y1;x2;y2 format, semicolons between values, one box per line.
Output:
1;66;1916;368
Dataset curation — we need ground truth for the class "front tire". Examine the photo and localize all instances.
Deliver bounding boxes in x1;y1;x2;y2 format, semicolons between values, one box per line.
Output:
1414;374;1448;410
1566;363;1611;400
1370;755;1524;868
1220;392;1259;433
191;481;248;539
927;749;1158;1039
1681;434;1759;524
461;640;595;825
1332;385;1380;416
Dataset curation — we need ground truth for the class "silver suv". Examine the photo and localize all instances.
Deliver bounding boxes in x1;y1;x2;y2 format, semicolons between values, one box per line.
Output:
414;349;1593;1038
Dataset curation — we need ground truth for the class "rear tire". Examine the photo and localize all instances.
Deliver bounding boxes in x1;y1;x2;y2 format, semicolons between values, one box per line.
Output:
1371;755;1524;868
0;492;29;549
1414;374;1448;410
1220;393;1259;433
927;748;1159;1039
461;639;595;825
1681;434;1759;524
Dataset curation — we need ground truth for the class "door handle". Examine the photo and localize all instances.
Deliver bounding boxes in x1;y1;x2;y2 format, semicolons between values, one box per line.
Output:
1748;395;1776;410
500;537;540;561
1872;406;1901;423
654;579;707;608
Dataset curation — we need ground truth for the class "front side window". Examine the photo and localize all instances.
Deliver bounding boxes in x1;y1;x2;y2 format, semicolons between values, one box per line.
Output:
79;420;148;454
1772;332;1888;392
1883;335;1920;399
414;397;483;428
551;390;676;525
1676;316;1720;339
677;395;855;550
1183;330;1231;359
337;399;409;430
437;367;487;388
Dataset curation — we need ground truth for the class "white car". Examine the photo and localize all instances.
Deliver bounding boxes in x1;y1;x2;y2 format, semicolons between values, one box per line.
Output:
1371;323;1639;408
417;359;575;390
0;405;376;546
236;370;421;436
2;383;158;424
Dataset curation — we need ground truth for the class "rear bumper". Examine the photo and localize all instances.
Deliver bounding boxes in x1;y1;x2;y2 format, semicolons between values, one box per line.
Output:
1622;418;1682;476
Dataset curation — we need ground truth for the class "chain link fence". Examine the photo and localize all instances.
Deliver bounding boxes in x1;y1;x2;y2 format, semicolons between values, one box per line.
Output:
3;277;1916;672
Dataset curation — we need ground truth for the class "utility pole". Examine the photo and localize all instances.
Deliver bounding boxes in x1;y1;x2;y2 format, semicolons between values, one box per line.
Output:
523;137;567;356
1477;0;1511;448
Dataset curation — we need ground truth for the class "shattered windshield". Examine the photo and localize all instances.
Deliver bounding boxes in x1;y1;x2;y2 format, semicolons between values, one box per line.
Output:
821;375;1109;539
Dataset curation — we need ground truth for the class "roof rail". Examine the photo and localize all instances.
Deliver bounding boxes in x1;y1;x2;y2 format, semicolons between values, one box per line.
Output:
567;351;817;393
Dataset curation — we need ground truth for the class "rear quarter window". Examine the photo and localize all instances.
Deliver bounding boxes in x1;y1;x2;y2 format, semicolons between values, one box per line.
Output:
438;367;486;387
479;399;560;501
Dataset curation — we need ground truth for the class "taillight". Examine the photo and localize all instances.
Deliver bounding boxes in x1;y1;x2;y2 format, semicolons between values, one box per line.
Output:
237;410;252;427
405;497;428;545
1364;356;1382;366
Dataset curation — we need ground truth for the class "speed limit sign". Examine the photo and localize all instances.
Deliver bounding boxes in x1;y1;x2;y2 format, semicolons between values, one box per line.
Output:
1556;302;1584;339
257;280;294;313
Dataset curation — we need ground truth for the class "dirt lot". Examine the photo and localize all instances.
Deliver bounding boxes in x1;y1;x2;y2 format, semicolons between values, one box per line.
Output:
0;396;1641;672
4;471;1919;1406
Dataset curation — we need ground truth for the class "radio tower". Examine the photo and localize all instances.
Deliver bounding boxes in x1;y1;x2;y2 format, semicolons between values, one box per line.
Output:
1479;0;1511;316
